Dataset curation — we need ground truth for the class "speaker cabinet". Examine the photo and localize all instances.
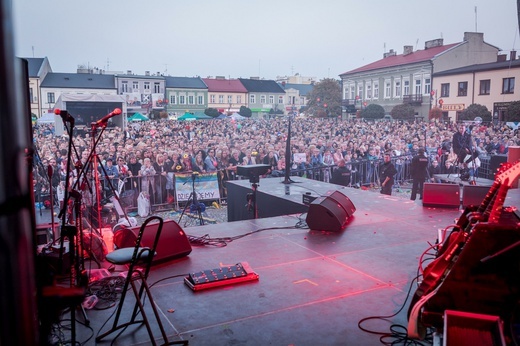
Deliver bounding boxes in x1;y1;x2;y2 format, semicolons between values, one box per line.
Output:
422;183;460;208
114;219;192;264
462;185;489;208
36;223;59;245
488;155;508;180
306;189;356;232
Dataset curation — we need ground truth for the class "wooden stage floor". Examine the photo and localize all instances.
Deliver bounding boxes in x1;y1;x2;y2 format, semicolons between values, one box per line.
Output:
40;180;520;345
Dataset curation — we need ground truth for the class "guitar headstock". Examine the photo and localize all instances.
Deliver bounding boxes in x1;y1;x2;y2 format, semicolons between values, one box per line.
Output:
494;161;520;187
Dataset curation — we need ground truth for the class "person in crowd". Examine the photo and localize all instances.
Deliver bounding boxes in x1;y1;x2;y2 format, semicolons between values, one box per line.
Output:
428;160;442;183
379;152;397;196
330;159;351;187
192;152;206;173
140;157;156;204
452;124;472;167
410;148;429;201
204;148;219;172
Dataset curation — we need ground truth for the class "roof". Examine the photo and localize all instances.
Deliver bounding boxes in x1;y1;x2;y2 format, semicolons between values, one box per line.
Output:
279;83;314;96
433;58;520;76
238;78;285;93
202;78;248;93
23;57;46;77
340;43;460;75
164;76;207;89
41;72;116;89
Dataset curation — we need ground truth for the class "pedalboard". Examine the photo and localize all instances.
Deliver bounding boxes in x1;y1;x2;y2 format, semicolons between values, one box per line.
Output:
184;262;259;291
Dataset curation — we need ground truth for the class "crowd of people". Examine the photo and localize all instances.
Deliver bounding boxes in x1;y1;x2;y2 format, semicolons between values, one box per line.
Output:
32;116;519;208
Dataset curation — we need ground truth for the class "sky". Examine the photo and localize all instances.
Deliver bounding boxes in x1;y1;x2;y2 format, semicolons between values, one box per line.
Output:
11;0;520;81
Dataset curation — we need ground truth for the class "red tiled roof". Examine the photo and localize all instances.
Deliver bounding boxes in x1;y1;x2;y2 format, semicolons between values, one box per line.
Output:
340;43;461;75
202;78;248;93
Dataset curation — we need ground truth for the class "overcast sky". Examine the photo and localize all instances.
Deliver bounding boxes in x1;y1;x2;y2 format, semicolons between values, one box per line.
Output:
12;0;519;81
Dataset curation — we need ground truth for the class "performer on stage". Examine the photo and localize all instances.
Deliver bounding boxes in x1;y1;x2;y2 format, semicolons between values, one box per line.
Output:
452;124;472;166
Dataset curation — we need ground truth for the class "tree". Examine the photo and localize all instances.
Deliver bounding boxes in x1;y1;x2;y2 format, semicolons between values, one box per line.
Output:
204;107;220;118
159;111;168;119
505;101;520;122
238;106;252;118
458;103;491;122
390;104;415;121
359;104;384;120
428;107;443;121
305;78;341;117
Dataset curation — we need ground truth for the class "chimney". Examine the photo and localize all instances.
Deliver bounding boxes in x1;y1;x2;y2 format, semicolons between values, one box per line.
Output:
126;70;132;75
145;71;150;76
403;45;413;55
425;39;444;49
497;54;507;62
384;49;397;58
511;50;517;61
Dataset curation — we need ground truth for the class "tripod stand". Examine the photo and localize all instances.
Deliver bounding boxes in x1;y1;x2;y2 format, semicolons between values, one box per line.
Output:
179;173;205;226
246;175;260;219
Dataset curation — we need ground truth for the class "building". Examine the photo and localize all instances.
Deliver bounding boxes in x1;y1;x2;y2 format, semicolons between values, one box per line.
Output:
164;76;208;118
432;52;520;122
24;57;52;118
238;78;286;118
115;71;165;119
202;77;248;114
276;73;317;85
279;82;313;115
339;32;500;120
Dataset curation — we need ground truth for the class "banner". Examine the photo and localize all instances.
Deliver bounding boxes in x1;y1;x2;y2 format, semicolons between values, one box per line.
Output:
174;172;221;202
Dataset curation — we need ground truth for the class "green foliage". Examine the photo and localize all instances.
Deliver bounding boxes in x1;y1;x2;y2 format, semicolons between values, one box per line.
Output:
390;104;415;121
204;107;220;118
239;106;252;118
505;101;520;122
458;104;491;122
428;107;443;121
359;104;385;119
305;78;341;117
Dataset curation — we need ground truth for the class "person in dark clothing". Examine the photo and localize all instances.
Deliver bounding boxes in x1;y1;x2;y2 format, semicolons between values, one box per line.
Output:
452;124;472;166
428;160;442;183
379;152;397;195
410;148;429;200
331;159;351;186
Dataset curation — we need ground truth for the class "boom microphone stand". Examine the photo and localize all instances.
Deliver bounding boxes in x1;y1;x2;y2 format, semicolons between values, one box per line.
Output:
179;172;204;226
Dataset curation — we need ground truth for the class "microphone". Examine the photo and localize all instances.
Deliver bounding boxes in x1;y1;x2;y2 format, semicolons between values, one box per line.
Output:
92;108;122;127
54;108;74;125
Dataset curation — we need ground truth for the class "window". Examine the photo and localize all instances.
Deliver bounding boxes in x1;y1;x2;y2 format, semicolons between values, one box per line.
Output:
121;81;128;93
144;82;150;91
403;80;410;96
210;95;215;103
132;81;139;91
350;86;355;100
384;81;391;98
197;95;204;105
179;95;185;104
260;95;266;103
154;82;160;93
424;78;431;95
269;95;274;104
373;82;379;98
278;95;284;104
29;88;34;102
228;95;233;103
169;95;177;104
250;94;256;104
366;84;372;99
441;83;450;97
479;80;491;95
415;79;421;95
47;92;55;104
188;95;194;104
219;95;224;103
458;81;468;96
502;77;515;94
237;95;242;104
394;81;401;97
357;84;363;99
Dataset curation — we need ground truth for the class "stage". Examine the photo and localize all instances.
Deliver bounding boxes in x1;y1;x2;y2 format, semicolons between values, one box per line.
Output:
35;180;520;345
433;173;494;187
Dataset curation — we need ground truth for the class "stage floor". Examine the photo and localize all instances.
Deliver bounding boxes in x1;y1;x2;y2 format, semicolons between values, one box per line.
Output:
39;185;520;345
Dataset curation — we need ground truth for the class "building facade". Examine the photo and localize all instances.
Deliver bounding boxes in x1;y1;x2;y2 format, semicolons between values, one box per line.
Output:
432;52;520;122
202;77;248;114
238;78;286;118
25;57;52;118
164;76;208;118
339;32;500;120
115;71;165;119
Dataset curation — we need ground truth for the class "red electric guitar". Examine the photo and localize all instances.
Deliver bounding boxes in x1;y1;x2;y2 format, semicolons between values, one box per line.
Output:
407;161;520;339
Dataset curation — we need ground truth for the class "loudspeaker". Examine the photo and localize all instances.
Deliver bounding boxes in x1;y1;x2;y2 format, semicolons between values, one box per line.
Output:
462;185;489;208
422;183;460;208
36;223;59;245
306;190;356;232
114;219;192;264
488;155;508;179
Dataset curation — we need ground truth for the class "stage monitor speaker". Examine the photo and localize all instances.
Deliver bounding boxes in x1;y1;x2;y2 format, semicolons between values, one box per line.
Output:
114;219;192;264
306;189;356;232
422;183;460;208
462;185;489;208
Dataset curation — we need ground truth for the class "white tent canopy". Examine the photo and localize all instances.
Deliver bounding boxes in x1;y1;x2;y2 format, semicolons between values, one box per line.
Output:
36;112;58;124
